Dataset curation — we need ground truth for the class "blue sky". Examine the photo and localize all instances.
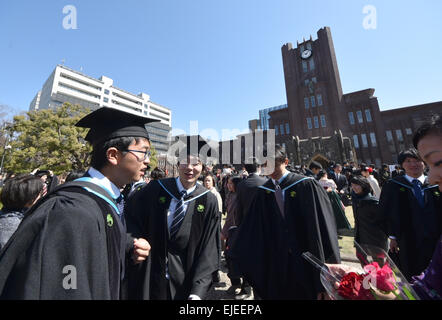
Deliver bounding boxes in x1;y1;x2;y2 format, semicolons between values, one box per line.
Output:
1;0;441;140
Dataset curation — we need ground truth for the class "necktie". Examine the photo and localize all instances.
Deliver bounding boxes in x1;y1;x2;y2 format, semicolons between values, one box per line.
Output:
274;181;285;218
170;190;187;237
412;179;425;208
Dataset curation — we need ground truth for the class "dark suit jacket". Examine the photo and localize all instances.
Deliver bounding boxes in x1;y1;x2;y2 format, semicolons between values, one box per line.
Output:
331;172;348;193
235;173;267;226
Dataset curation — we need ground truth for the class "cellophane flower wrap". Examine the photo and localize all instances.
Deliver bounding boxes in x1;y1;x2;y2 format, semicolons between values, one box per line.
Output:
302;242;420;300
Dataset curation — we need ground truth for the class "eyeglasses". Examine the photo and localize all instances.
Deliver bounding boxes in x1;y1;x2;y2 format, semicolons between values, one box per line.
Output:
124;149;151;161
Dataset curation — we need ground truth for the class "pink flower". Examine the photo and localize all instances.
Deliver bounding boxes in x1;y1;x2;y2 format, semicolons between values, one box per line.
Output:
364;262;396;292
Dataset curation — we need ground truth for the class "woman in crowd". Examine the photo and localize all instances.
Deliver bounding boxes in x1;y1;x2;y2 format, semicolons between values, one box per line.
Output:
317;170;351;233
410;115;442;299
0;174;45;249
361;166;382;199
221;175;243;293
350;175;388;265
203;173;223;215
203;173;224;283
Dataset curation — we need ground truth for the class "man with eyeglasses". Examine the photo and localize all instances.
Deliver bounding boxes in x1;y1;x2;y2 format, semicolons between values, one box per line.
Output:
379;148;441;281
125;137;221;300
0;107;156;299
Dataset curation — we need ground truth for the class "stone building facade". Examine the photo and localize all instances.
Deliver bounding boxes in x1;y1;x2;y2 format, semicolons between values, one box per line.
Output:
266;26;442;167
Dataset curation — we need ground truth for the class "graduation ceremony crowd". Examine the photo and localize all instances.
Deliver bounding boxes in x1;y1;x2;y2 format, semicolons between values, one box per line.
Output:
0;107;440;301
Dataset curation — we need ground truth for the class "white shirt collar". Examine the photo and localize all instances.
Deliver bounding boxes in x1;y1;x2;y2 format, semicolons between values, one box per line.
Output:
272;170;290;186
87;167;121;199
404;174;426;185
176;177;197;196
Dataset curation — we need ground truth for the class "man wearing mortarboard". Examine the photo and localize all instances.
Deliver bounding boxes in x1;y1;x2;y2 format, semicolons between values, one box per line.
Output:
125;135;221;300
0;107;155;299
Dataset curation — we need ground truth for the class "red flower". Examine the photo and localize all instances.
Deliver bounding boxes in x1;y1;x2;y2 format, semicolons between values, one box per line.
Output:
337;272;374;300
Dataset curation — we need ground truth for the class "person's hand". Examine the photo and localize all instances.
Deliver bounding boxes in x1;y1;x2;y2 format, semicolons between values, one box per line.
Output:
132;238;151;264
327;264;361;277
389;239;399;253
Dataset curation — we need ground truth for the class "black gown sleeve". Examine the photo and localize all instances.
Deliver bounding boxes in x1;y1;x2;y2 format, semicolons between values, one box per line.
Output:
189;194;221;298
378;180;400;238
0;195;111;299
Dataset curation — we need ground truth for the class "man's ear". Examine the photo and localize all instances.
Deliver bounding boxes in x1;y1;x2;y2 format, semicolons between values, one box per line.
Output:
106;147;120;166
284;158;289;166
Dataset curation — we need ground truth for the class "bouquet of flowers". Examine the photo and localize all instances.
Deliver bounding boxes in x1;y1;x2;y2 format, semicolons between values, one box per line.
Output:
302;242;420;300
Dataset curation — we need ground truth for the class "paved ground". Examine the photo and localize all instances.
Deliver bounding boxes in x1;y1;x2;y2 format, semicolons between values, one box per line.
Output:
206;206;361;300
206;253;361;300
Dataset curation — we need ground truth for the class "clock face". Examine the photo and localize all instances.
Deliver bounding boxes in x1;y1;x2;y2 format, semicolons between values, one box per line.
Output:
301;49;312;59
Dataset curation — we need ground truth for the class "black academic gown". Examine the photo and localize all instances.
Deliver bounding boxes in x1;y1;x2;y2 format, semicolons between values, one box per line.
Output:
125;178;221;300
379;176;442;281
0;181;126;300
230;173;341;300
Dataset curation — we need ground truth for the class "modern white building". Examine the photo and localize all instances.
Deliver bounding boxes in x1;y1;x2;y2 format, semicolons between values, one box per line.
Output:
29;65;172;154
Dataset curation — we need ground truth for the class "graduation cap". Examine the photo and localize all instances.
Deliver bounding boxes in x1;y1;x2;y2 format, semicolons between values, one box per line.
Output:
76;107;159;145
173;135;217;164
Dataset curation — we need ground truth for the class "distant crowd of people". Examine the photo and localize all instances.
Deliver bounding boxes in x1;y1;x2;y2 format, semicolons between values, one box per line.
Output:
0;107;440;300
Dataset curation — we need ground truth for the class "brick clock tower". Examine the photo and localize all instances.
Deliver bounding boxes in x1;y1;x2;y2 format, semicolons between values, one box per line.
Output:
280;26;391;166
282;26;346;138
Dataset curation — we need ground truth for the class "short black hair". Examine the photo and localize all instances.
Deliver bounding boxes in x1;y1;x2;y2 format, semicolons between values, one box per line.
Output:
317;169;328;179
1;174;44;211
243;157;261;174
350;175;373;196
150;167;166;180
90;136;144;170
274;144;287;163
228;175;243;192
412;115;442;149
397;148;421;167
309;161;323;170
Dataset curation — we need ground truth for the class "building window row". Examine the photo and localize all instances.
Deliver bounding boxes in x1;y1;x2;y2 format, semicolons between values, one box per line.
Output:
353;132;377;148
150;105;171;116
304;77;317;86
304;94;323;109
112;99;142;113
112;92;143;106
306;115;326;129
348;109;372;125
386;129;408;142
302;59;315;73
59;73;102;91
58;82;101;100
275;123;290;136
149;112;170;122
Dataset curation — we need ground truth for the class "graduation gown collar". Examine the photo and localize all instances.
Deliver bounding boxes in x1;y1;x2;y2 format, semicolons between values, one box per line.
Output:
157;178;210;203
259;172;313;193
392;175;436;191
